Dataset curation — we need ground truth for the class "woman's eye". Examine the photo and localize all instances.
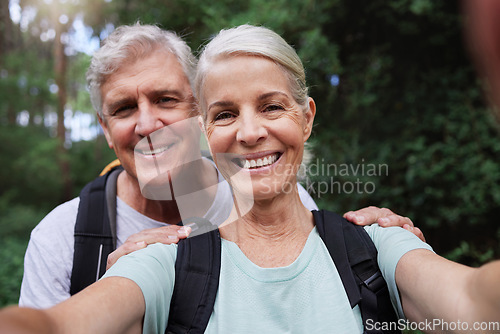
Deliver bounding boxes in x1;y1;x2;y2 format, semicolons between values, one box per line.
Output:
264;104;284;112
214;112;235;121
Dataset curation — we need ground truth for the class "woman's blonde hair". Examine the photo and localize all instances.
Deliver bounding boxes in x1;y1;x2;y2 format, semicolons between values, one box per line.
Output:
195;24;309;115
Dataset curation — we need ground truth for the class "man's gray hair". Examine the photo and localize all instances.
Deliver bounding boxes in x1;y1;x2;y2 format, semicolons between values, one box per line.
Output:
87;23;197;117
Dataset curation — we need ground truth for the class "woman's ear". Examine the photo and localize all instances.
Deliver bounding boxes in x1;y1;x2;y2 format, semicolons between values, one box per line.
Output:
198;115;205;133
198;115;215;158
303;97;316;142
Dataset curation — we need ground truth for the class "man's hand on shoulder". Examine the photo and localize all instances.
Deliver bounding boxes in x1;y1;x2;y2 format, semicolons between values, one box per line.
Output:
106;225;191;269
344;206;425;242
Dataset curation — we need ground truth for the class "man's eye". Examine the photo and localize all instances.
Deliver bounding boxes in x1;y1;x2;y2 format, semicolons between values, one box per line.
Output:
113;105;134;115
157;97;178;105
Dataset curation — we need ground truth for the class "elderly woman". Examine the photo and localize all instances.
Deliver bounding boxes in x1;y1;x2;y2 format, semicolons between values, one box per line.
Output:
1;25;499;334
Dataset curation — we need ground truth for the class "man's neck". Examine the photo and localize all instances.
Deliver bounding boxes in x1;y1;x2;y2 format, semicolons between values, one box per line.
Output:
116;170;180;223
116;161;219;224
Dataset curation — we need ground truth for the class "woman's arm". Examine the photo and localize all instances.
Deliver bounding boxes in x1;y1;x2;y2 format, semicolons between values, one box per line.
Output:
0;276;145;334
396;249;500;330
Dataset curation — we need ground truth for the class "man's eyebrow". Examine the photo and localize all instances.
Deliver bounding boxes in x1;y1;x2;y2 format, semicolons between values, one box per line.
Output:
105;89;190;112
149;89;185;98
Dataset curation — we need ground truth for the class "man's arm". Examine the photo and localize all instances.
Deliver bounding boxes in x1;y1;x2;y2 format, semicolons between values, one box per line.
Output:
1;277;145;334
19;199;79;308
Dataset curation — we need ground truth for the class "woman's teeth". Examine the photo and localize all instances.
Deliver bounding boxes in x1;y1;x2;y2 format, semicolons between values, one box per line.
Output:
242;154;279;169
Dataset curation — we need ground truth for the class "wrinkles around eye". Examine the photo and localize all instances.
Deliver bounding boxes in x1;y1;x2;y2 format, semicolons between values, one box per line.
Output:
214;112;235;122
263;104;285;113
110;105;136;117
157;97;178;105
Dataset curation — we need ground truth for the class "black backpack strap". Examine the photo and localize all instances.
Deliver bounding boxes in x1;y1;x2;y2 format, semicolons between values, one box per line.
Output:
313;210;400;334
105;167;120;249
166;227;221;334
314;210;361;307
70;166;122;295
176;216;218;237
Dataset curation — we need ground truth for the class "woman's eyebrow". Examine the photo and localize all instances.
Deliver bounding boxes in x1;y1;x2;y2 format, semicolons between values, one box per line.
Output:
207;91;289;112
257;91;289;101
208;100;234;112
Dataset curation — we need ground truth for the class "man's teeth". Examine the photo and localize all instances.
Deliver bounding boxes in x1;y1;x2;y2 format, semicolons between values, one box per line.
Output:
242;154;278;169
141;144;171;155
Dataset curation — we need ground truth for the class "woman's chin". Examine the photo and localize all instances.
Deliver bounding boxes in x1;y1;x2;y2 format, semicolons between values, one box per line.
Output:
234;179;296;203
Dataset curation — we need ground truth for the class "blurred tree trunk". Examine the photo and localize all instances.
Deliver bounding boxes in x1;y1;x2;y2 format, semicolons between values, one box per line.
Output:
0;0;13;63
53;16;72;201
0;0;17;125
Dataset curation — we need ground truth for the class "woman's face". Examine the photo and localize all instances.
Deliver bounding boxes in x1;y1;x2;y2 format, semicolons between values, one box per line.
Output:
202;55;315;200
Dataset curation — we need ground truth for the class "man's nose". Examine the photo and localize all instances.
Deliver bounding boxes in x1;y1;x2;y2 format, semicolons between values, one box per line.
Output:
135;103;164;137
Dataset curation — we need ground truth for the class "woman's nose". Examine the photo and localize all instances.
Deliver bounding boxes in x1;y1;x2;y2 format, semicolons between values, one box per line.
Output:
236;114;268;146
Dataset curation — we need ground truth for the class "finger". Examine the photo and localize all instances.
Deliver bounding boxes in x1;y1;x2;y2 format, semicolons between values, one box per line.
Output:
343;211;361;222
345;206;394;225
377;214;414;228
125;225;191;244
413;227;425;242
106;241;147;270
404;224;426;242
130;233;181;245
178;226;191;239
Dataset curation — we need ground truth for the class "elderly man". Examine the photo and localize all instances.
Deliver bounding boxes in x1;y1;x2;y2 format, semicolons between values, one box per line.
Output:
19;23;419;308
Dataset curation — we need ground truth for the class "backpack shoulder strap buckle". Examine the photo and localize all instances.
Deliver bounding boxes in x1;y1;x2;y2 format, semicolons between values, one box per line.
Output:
363;271;386;293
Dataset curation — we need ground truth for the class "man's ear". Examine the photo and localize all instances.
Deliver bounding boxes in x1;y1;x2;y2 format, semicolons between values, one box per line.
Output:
303;97;316;142
98;114;113;149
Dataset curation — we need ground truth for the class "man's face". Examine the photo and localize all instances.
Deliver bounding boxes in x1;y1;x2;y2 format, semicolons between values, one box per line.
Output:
98;49;196;182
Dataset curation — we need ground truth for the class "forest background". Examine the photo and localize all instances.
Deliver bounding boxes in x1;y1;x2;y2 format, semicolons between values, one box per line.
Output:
1;0;499;311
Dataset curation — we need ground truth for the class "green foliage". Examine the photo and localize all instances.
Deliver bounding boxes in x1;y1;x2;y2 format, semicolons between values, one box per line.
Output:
0;199;46;238
0;49;55;124
0;200;47;307
0;236;28;307
69;135;117;197
67;53;93;115
0;125;63;210
445;240;497;267
300;0;500;262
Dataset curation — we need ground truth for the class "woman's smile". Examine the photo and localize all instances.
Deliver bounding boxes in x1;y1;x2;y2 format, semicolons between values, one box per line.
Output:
234;152;282;170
